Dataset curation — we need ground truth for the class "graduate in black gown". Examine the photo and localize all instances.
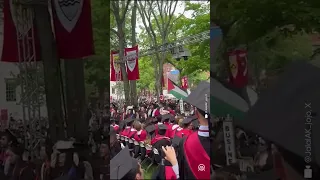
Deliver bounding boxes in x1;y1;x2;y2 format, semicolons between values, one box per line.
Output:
110;147;143;180
150;124;171;164
152;81;211;180
177;81;211;180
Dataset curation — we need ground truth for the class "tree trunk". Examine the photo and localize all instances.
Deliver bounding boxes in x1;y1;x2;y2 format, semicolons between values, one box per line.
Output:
34;4;64;142
64;59;88;141
130;0;138;106
118;27;130;104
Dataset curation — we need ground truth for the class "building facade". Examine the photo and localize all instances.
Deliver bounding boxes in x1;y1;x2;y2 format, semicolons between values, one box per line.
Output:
0;63;48;123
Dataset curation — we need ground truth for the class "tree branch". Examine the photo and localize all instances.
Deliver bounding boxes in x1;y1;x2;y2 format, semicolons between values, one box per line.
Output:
147;1;162;33
121;0;132;23
110;28;119;37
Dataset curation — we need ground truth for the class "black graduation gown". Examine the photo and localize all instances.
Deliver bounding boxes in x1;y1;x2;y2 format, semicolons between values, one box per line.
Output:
153;139;171;160
151;134;210;180
178;134;210;180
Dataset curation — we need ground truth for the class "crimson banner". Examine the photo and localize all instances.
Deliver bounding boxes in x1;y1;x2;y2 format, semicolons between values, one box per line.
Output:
110;51;123;81
181;76;188;89
124;45;140;80
1;1;40;62
228;49;248;88
52;0;94;59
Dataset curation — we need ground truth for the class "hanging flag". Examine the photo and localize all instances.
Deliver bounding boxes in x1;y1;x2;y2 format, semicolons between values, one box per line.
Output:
181;76;188;89
228;49;248;88
52;0;94;59
210;77;257;120
167;79;188;100
110;51;123;81
124;45;139;80
1;1;40;62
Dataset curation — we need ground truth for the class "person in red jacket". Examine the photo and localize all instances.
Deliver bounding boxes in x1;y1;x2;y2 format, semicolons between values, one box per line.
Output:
133;122;147;158
162;114;174;137
153;107;160;117
167;106;176;116
170;116;184;138
127;121;139;150
110;119;119;133
120;118;134;146
175;116;197;138
154;114;174;138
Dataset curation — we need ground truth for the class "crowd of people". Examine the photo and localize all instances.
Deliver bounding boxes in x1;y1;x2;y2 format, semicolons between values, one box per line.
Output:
110;81;211;180
0;115;109;180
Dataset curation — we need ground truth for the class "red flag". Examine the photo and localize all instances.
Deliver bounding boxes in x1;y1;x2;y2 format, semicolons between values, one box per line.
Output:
124;45;139;80
181;76;188;89
52;0;94;59
110;51;123;81
228;49;248;88
1;1;40;62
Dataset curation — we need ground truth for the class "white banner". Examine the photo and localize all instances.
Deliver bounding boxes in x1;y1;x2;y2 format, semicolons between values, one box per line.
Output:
179;99;184;114
223;117;237;165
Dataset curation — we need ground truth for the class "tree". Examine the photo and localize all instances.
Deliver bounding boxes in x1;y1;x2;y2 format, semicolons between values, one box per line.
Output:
130;0;138;106
167;2;210;78
211;0;320;91
85;0;110;109
137;1;183;101
33;2;65;142
136;56;155;92
111;0;131;104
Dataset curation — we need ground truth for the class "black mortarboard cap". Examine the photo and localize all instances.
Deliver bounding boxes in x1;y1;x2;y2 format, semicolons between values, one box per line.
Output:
125;117;134;124
192;119;200;128
158;124;167;130
182;115;197;124
145;125;155;133
185;81;210;113
110;147;138;179
161;114;172;121
171;136;182;147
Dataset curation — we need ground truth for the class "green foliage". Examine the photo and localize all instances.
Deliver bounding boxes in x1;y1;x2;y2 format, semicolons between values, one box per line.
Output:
136;56;155;92
137;2;210;88
212;0;318;81
84;0;109;97
212;0;320;42
169;2;210;77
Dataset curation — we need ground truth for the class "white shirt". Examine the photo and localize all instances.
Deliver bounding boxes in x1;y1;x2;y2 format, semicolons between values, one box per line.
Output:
172;124;179;130
198;125;209;137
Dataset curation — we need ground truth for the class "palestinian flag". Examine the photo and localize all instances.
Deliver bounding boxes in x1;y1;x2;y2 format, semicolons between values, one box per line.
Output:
210;77;258;120
167;78;188;100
